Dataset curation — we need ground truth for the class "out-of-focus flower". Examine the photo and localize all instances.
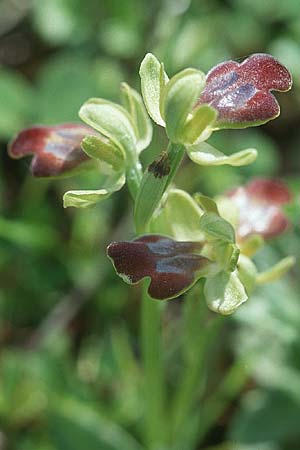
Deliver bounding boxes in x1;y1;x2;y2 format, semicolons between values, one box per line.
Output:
107;234;213;300
227;178;292;241
8;123;96;177
197;53;292;128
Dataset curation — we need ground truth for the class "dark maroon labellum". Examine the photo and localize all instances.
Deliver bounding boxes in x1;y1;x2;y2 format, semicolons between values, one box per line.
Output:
197;54;292;128
107;235;211;300
228;178;292;240
8;123;96;177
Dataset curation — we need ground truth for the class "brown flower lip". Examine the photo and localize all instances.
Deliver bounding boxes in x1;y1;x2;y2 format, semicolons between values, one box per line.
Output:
228;178;292;241
197;53;292;128
8;123;96;177
107;234;212;300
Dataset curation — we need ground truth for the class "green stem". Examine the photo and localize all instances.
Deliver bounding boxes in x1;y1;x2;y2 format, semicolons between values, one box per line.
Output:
141;283;166;450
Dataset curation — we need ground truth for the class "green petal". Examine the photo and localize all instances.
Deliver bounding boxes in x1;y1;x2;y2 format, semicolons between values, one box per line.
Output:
186;141;257;166
163;68;206;143
120;82;153;153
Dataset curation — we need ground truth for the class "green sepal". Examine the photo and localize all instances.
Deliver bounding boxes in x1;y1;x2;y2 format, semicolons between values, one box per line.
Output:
139;53;168;126
204;270;248;315
194;193;219;215
79;98;137;159
186;141;257;166
199;212;235;244
120;82;153;153
237;254;258;295
150;188;205;241
181;104;217;145
134;144;184;233
256;256;296;284
81;135;125;172
162;68;206;143
63;173;125;208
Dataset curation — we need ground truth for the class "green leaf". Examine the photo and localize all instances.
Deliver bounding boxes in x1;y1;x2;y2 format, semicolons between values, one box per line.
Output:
79;98;137;158
63;174;125;208
256;256;296;284
163;68;206;143
194;193;219;215
204;271;248;315
150;188;205;241
48;397;143;450
120;82;153;153
139;53;168;126
134;144;184;233
186;142;257;166
181;104;217;145
200;212;235;243
81;135;125;172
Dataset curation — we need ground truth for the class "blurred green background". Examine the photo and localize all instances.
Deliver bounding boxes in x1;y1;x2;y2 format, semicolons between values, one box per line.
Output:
0;1;300;449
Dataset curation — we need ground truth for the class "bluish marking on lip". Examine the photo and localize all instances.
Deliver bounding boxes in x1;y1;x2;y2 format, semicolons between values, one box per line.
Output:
209;71;239;94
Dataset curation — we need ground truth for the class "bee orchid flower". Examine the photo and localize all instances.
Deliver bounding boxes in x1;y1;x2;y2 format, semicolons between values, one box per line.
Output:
197;53;292;129
8;123;96;177
226;178;292;241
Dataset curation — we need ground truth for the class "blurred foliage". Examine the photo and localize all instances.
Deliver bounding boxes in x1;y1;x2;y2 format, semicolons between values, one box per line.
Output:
1;0;300;449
